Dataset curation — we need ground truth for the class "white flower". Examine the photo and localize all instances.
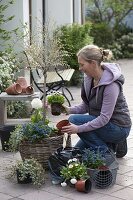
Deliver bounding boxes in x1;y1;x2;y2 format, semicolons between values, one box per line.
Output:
68;164;73;168
31;98;42;109
72;158;77;162
68;159;73;164
75;163;79;167
70;178;77;184
61;182;67;187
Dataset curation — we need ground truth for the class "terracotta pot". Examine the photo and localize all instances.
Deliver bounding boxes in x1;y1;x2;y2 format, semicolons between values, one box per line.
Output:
56;119;70;134
75;179;92;193
16;77;34;94
5;83;22;95
16;77;28;88
25;86;34;94
51;103;63;116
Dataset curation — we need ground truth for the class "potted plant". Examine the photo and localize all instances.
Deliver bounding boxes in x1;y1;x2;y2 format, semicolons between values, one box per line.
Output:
82;148;106;170
82;148;118;188
60;158;92;193
8;98;71;168
14;20;69;122
9;158;45;187
0;125;15;151
47;91;65;115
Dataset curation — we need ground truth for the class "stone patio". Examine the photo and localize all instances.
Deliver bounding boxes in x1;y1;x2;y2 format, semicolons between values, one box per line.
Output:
0;59;133;200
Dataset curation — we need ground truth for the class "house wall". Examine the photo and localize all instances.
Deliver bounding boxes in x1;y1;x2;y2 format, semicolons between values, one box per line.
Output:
1;0;29;51
45;0;73;26
1;0;84;52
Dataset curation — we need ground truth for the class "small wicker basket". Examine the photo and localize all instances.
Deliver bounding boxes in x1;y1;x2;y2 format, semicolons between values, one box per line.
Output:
19;135;71;169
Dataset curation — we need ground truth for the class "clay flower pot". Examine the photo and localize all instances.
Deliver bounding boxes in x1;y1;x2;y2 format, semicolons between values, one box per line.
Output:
5;83;22;95
56;119;70;134
16;77;28;89
16;77;34;94
51;103;64;116
25;86;34;94
75;179;92;193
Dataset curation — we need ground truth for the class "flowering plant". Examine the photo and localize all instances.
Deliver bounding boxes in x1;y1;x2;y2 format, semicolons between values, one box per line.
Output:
0;52;19;93
82;148;106;169
60;158;89;187
8;98;58;151
31;98;43;123
9;158;45;187
47;91;65;104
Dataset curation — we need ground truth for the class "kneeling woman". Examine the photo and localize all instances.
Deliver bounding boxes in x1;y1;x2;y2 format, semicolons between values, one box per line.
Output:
61;44;132;157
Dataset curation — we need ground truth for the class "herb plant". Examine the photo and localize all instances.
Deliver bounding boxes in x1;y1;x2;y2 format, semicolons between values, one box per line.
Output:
47;91;65;104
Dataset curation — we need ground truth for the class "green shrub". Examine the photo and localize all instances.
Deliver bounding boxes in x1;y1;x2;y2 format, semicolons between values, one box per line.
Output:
0;52;19;93
90;22;114;48
118;33;133;58
7;101;31;119
56;22;93;70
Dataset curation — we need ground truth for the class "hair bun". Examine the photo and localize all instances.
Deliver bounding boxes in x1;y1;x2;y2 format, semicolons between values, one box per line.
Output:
102;49;113;60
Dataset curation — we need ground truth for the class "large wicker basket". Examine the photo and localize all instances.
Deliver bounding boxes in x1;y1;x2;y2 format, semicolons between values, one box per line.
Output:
19;135;71;169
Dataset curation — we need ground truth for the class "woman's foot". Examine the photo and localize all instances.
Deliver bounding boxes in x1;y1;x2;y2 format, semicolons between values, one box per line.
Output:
116;139;127;158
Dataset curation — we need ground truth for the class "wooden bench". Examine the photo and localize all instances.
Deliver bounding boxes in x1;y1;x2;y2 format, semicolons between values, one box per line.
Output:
31;67;75;106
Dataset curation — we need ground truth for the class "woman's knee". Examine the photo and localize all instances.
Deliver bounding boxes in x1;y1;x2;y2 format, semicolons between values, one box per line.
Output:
68;115;77;124
69;114;96;125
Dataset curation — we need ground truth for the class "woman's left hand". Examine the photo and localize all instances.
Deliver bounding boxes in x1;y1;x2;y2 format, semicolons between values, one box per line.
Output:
61;124;78;134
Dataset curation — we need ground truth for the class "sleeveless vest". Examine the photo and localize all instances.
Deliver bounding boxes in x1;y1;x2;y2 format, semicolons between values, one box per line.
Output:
81;80;132;127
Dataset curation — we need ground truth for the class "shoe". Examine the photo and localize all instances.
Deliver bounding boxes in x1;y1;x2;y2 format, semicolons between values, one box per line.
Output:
106;143;117;153
116;139;127;158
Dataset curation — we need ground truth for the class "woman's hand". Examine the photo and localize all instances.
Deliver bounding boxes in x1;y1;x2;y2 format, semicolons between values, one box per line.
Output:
61;124;78;134
61;104;70;115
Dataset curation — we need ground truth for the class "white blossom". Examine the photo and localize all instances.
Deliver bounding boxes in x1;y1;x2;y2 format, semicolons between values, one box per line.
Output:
68;159;73;164
61;182;67;187
31;98;42;109
70;178;77;184
72;158;77;162
68;164;73;169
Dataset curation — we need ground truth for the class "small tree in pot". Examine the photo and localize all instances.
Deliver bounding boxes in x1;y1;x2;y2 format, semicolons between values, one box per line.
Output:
18;20;69;121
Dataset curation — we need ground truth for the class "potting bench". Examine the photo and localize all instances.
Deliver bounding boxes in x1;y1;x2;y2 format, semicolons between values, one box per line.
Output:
0;92;40;127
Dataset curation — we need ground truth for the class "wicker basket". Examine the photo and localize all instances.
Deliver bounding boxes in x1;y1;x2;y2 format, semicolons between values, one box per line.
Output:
87;151;119;189
19;135;71;169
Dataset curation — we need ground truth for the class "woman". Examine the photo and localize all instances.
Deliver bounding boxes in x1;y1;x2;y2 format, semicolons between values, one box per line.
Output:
62;44;132;157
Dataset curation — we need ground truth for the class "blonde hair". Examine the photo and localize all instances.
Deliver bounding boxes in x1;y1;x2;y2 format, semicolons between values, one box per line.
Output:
77;44;113;65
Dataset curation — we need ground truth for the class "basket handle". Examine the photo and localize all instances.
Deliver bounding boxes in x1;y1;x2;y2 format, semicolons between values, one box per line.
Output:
63;133;69;149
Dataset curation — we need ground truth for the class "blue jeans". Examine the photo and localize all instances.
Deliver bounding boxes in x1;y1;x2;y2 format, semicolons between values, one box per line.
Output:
69;114;131;151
